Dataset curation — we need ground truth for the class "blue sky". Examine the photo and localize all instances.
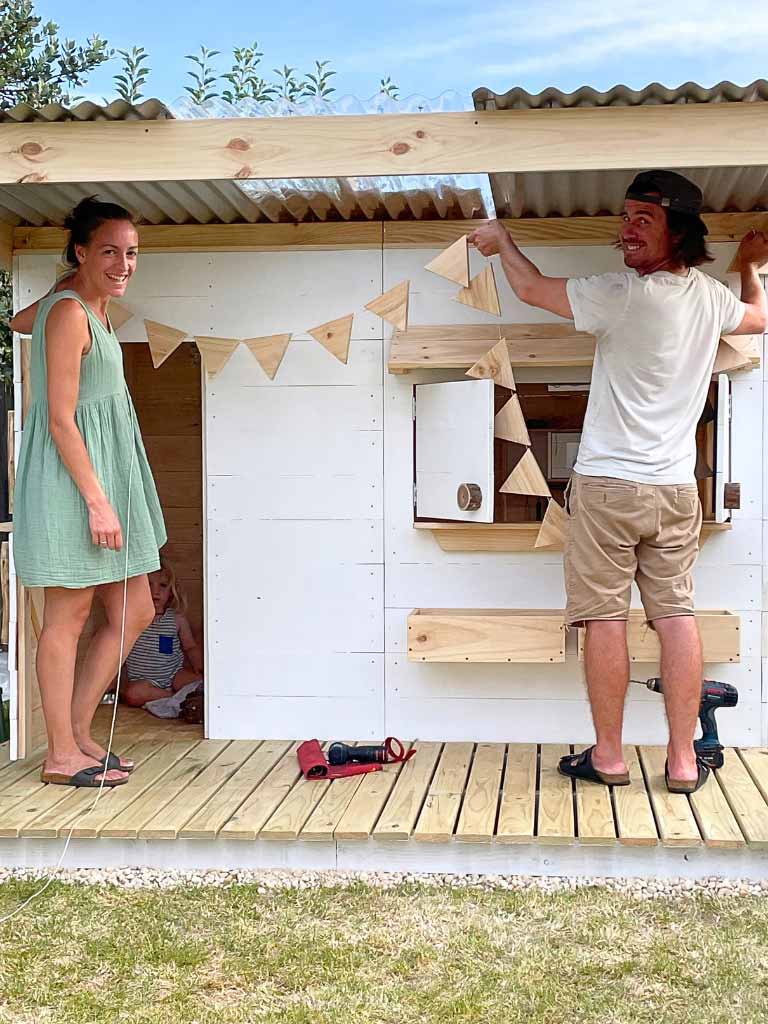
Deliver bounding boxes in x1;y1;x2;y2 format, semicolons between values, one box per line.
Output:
43;0;768;107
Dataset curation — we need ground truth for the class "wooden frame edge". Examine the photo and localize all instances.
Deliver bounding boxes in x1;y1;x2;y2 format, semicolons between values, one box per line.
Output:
13;212;764;254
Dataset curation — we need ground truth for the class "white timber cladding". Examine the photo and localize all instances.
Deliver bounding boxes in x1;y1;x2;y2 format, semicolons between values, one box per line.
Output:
14;243;767;747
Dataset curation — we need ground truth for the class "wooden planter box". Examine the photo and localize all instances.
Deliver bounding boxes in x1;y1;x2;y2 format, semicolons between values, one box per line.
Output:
576;610;740;664
407;609;566;663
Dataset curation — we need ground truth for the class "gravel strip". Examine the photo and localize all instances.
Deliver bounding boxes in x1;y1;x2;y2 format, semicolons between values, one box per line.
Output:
0;867;766;897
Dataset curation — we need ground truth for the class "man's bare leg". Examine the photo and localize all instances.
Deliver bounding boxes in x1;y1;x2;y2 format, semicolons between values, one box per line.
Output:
583;619;630;774
652;615;701;782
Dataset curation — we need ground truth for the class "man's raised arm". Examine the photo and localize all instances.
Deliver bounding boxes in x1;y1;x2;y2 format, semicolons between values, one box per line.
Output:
468;220;573;320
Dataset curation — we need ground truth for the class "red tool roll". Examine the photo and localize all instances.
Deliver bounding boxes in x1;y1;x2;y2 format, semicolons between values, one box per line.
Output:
297;739;382;780
297;738;415;780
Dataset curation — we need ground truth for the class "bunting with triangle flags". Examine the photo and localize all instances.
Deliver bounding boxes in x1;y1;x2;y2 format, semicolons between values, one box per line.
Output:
456;264;501;317
424;235;470;287
499;448;551;498
365;280;409;330
535;498;568;549
308;314;354;364
244;334;292;380
195;336;240;379
466;338;516;390
144;319;188;369
108;301;134;332
494;394;530;446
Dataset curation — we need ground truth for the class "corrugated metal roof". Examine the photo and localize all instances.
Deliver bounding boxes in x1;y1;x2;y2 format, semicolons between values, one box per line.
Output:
0;98;173;123
0;92;492;225
472;79;768;110
471;80;768;219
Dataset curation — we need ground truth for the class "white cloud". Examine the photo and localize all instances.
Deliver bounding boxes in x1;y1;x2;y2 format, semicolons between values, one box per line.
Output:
340;0;768;80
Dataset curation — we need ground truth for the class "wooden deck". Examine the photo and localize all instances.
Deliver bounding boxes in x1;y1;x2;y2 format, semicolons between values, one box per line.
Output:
2;710;768;878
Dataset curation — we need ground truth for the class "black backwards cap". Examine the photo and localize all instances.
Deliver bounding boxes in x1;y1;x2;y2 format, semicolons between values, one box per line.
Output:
625;170;707;232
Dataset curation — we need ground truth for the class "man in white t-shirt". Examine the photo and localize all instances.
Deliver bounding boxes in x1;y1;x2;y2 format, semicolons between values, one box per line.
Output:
469;171;768;793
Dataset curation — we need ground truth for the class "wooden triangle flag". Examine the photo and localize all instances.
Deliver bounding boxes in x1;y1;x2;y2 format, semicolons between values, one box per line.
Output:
244;334;292;380
466;339;516;390
365;280;409;330
308;313;354;364
144;319;188;369
456;263;501;317
534;498;567;549
195;336;240;378
424;235;470;287
500;448;551;498
494;394;530;445
108;300;133;331
712;337;752;375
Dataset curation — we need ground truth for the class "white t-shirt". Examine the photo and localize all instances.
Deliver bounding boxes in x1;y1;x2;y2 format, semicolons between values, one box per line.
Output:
566;269;746;484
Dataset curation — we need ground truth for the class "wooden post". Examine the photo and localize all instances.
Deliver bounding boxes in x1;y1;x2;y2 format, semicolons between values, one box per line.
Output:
0;541;8;648
6;410;14;515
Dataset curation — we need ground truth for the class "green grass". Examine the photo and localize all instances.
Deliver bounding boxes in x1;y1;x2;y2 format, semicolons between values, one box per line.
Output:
0;881;767;1023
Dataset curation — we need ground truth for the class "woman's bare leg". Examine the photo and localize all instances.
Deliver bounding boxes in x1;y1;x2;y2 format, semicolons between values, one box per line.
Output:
71;574;154;760
37;586;124;782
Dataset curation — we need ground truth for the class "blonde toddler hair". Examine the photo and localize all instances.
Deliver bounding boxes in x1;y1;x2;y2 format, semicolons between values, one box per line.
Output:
154;556;188;613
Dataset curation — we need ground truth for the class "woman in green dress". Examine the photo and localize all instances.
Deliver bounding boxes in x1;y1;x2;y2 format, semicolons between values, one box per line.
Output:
11;197;166;787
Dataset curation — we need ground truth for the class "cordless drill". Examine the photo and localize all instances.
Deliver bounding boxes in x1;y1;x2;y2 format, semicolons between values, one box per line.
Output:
635;677;738;769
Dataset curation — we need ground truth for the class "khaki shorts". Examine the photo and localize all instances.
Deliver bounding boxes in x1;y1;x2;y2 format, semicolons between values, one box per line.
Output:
564;472;702;628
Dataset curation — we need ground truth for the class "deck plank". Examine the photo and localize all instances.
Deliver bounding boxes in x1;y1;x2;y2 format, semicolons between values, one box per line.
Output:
739;748;768;804
373;742;443;840
334;744;414;841
717;749;768;848
9;740;145;839
300;770;370;842
0;752;46;797
220;742;305;841
260;743;342;841
613;746;658;846
496;743;537;843
101;740;228;839
689;765;745;849
181;740;291;838
140;741;260;839
638;746;701;847
22;740;174;838
413;742;473;843
52;741;198;839
455;743;505;843
574;769;617;846
537;744;575;844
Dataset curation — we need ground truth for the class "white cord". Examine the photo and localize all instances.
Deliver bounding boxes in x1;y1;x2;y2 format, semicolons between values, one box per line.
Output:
0;426;136;924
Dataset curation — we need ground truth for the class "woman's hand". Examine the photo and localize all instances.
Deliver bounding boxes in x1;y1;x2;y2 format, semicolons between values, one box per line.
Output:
88;498;123;551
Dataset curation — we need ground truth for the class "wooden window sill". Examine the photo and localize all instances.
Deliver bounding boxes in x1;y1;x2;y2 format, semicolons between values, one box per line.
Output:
414;520;731;552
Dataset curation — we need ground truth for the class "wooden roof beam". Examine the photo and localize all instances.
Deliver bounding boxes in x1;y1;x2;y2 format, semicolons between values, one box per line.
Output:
1;102;767;184
12;212;763;255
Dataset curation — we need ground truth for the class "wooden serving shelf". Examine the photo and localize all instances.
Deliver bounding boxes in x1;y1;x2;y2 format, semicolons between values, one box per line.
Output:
415;520;731;552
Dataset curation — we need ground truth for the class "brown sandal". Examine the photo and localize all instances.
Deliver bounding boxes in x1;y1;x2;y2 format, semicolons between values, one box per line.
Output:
40;765;128;788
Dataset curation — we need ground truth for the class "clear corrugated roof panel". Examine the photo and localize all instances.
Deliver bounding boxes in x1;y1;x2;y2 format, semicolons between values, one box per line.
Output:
168;92;494;221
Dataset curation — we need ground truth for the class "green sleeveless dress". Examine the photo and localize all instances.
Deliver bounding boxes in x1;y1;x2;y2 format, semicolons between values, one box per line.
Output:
14;290;166;588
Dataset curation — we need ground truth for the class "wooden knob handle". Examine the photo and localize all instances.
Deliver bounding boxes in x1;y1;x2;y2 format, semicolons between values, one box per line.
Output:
457;483;483;511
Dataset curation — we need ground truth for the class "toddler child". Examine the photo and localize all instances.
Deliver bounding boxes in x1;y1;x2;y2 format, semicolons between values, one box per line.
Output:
122;558;203;709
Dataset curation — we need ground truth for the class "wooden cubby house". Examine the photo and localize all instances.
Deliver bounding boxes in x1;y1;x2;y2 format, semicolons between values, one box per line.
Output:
0;82;766;877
